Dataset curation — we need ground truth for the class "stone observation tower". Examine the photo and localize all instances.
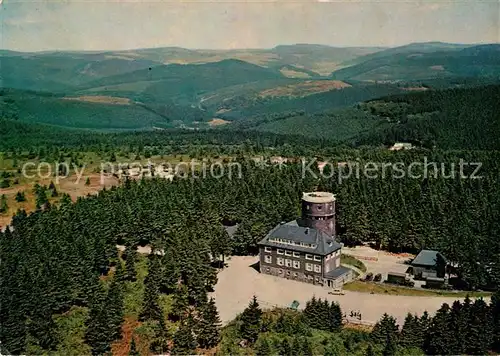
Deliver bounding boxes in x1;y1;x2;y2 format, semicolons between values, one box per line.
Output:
301;192;336;236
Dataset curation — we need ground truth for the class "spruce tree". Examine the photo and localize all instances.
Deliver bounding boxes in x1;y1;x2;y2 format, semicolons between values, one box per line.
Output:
291;336;301;354
239;295;262;343
0;194;8;213
328;301;342;332
371;313;399;345
196;297;221;349
150;316;170;354
382;335;397;356
448;300;467;354
15;191;26;202
106;277;124;341
170;284;189;321
139;274;162;322
301;337;313;356
425;303;452;355
85;288;112;356
400;313;423;349
466;298;493;355
172;319;196;355
280;337;292;356
255;337;271;356
124;245;137;281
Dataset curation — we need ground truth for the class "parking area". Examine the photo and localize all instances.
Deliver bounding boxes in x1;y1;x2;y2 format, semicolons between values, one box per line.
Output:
211;255;478;326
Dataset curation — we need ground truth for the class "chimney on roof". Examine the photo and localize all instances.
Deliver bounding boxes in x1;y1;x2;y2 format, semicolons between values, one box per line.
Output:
305;228;309;234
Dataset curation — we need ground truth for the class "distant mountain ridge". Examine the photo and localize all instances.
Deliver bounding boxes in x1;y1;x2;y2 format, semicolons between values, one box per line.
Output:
1;42;499;131
331;43;500;81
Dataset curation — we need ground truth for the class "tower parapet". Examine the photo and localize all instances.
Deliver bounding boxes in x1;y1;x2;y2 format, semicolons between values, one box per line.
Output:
301;192;336;236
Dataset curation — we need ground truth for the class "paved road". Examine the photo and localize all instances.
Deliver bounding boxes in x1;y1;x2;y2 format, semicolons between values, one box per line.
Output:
211;256;488;326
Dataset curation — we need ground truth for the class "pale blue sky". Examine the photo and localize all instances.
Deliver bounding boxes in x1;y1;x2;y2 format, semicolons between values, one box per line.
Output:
1;0;498;51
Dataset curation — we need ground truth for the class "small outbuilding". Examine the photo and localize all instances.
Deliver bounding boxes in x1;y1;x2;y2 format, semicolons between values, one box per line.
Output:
411;249;447;280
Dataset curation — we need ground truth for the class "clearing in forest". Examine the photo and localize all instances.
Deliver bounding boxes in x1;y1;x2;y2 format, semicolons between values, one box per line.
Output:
259;80;351;98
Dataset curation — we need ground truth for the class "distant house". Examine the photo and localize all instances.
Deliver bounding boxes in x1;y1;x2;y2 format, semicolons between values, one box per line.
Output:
410;249;447;280
270;156;288;165
389;142;413;151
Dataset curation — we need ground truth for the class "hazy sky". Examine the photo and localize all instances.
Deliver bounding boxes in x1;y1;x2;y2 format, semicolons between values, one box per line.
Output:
1;0;498;51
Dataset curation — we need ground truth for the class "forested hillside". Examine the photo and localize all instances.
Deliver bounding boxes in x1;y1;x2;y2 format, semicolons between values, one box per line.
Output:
331;44;500;81
2;43;500;130
356;85;500;150
243;85;500;150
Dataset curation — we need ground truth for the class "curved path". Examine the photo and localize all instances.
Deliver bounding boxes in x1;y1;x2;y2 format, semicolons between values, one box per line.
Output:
210;256;489;326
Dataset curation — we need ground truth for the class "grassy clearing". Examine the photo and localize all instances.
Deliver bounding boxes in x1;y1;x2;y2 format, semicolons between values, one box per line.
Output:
341;254;367;273
53;306;92;356
343;280;492;298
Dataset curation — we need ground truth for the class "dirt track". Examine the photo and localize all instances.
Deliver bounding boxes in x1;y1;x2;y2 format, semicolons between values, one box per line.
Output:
211;256;488;326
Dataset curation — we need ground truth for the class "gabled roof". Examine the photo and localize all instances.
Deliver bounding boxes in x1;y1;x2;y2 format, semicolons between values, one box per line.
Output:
411;249;447;267
258;220;341;256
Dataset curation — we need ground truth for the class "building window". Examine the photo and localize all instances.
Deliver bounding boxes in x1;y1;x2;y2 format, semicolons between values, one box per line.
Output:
277;249;284;255
308;275;313;280
305;254;313;260
277;257;284;266
314;264;321;273
314;255;321;262
264;247;272;252
293;272;298;277
286;271;290;276
293;260;300;269
306;263;313;271
278;269;283;274
285;259;292;267
285;250;292;256
264;255;272;264
335;258;340;268
293;252;300;257
336;250;340;256
265;267;270;272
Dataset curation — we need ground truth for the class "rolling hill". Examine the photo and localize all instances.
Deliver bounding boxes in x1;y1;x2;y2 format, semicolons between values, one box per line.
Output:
0;54;160;92
331;44;500;82
2;42;499;131
241;84;500;150
0;89;171;130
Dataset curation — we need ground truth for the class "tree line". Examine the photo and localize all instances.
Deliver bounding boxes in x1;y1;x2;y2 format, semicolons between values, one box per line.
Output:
223;293;500;355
